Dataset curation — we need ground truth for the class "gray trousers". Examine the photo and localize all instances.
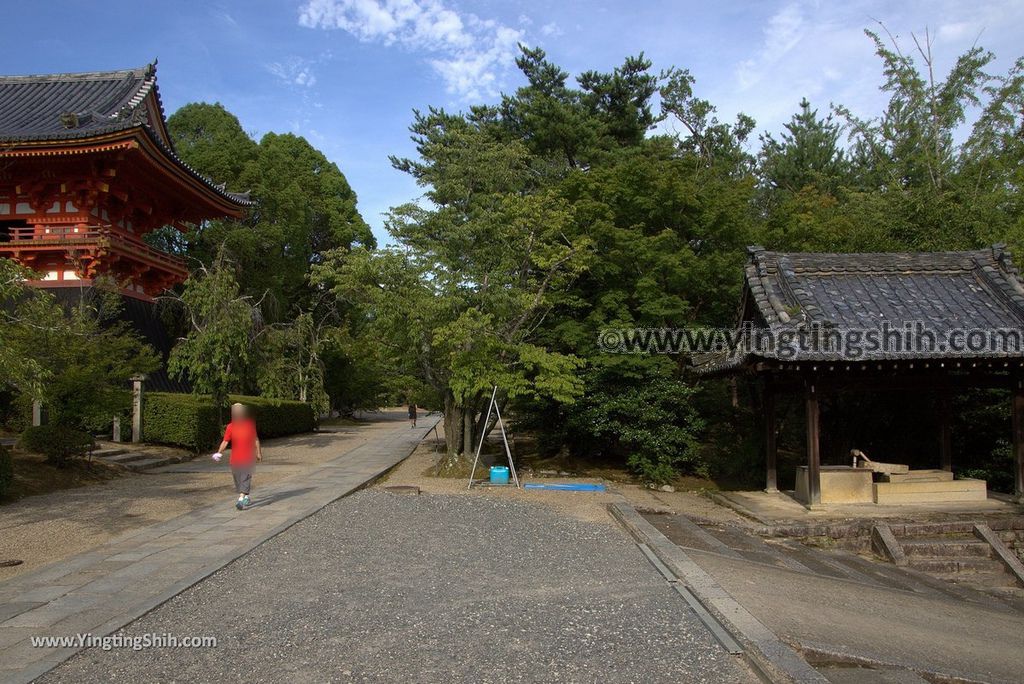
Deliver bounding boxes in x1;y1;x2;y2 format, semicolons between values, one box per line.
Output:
231;467;253;494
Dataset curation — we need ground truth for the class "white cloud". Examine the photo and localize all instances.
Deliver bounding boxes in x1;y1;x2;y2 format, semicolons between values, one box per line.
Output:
713;0;1024;149
736;2;806;90
266;58;318;88
540;21;562;37
297;0;524;99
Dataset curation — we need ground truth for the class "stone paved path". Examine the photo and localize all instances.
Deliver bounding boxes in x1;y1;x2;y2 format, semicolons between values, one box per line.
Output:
0;413;438;684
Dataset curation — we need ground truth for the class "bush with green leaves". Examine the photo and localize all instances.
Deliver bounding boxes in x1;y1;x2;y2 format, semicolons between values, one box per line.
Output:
565;365;706;484
143;393;224;452
0;390;31;434
235;395;316;438
19;425;95;466
143;392;316;451
0;445;13;498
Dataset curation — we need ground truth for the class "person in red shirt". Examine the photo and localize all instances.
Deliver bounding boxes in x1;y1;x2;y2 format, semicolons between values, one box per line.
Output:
212;403;262;509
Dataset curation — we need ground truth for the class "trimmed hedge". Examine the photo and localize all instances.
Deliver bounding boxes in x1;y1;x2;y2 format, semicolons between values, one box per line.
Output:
143;393;315;451
233;395;317;439
143;393;223;452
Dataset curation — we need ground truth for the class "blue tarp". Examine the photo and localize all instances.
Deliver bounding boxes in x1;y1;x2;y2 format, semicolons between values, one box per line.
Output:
523;483;606;492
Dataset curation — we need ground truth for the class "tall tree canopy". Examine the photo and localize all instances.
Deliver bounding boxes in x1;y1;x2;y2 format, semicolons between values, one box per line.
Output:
313;48;753;476
165;103;373;313
161;103;375;413
156;28;1024;484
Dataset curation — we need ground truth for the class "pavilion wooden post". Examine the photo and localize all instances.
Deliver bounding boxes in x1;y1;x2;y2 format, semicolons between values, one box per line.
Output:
805;381;821;507
939;391;953;472
1013;379;1024;500
764;383;778;492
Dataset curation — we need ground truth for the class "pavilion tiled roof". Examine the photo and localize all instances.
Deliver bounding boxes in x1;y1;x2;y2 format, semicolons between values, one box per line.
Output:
692;244;1024;374
0;63;252;207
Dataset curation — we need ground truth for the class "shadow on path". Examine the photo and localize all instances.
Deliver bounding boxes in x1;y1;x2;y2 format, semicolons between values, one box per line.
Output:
247;487;316;509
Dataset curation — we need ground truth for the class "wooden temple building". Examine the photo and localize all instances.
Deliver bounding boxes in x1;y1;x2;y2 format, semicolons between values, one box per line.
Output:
695;245;1024;507
0;63;251;300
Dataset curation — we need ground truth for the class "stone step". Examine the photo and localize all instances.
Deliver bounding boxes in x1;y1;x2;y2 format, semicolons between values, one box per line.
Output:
878;469;954;483
91;446;128;458
997;529;1024;543
906;557;1007;575
934;570;1020;589
873;478;987;504
121;457;175;472
986;585;1024;600
96;451;150;464
900;538;993;558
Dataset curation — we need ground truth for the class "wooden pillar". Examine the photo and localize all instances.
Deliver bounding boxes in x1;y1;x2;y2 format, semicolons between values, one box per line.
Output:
805;381;821;506
764;383;778;492
939;391;952;472
1013;379;1024;500
131;375;145;444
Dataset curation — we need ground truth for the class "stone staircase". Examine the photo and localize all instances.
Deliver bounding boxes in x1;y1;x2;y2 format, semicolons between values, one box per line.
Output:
875;522;1024;602
995;527;1024;565
91;445;178;472
900;535;1021;596
644;511;1024;613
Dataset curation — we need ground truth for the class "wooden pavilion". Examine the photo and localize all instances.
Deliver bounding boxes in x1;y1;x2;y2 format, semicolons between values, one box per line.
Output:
695;245;1024;506
0;62;251;300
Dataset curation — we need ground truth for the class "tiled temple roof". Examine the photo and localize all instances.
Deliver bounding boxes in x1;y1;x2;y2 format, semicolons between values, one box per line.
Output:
0;63;252;207
692;244;1024;375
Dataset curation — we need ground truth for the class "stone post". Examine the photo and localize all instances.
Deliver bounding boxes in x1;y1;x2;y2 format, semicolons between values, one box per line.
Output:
112;416;122;443
31;400;42;427
131;375;146;444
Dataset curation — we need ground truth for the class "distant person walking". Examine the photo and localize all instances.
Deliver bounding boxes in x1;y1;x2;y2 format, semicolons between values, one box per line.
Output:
408;401;418;428
212;403;262;510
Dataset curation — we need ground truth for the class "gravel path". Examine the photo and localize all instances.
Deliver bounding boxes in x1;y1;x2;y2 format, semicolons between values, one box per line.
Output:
39;490;753;683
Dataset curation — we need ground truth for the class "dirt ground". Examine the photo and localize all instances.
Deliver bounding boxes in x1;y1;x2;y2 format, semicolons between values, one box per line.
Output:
376;428;753;529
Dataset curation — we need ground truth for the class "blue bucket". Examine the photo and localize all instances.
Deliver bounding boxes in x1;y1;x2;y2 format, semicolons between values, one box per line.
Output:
489;466;510;485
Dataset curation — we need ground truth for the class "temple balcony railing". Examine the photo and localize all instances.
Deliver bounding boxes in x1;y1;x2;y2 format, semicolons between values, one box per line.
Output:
0;225;187;274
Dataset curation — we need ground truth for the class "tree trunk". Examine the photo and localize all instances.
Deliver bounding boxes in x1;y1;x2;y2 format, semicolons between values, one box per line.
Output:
443;391;465;460
462;401;475;456
441;390;488;468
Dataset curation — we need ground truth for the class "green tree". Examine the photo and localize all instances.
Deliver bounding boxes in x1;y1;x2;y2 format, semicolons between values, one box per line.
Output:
0;260;46;397
168;254;262;410
1;266;159;445
759;98;849;196
256;311;334;415
166;104;373;314
166;102;259;185
315;109;591;463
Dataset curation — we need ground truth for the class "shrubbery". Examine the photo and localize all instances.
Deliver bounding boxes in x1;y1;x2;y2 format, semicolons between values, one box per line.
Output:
234;395;316;439
143;393;223;451
19;425;94;466
143;392;315;451
0;445;13;498
565;369;706;485
0;391;31;434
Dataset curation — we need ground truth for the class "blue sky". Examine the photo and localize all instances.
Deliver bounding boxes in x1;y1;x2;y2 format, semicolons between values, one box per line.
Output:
4;1;1024;244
